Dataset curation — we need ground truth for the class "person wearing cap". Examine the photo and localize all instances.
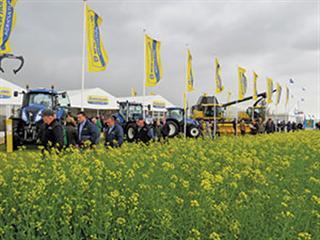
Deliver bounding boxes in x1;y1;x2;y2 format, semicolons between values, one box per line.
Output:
77;111;99;146
41;109;64;151
103;115;124;148
133;117;154;144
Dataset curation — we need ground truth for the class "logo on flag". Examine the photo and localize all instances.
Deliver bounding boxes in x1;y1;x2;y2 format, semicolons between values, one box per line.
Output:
253;71;258;101
0;0;17;54
238;66;247;100
145;34;163;87
215;57;224;94
275;83;282;105
285;85;289;106
86;5;108;72
266;77;273;104
186;49;194;92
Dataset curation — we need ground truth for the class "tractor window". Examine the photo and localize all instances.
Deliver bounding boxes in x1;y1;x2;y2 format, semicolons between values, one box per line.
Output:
57;94;70;108
129;105;142;114
167;109;183;122
204;106;223;117
28;93;53;108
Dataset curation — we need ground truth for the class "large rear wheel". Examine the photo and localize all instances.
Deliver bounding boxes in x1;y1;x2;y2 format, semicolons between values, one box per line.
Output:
166;120;179;138
126;123;136;142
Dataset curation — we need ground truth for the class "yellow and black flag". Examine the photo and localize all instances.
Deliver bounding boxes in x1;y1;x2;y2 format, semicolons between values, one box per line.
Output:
285;85;289;106
131;87;137;96
238;66;247;100
253;71;258;101
86;5;108;72
0;0;18;54
186;49;194;92
266;77;273;104
145;34;163;87
275;83;282;105
215;57;224;94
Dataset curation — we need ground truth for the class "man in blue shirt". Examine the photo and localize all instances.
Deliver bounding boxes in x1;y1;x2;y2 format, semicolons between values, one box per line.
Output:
103;115;124;148
77;111;99;146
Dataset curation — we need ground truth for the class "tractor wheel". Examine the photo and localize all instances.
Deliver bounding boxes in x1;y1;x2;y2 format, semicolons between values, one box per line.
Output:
126;123;136;142
167;120;179;137
187;125;200;138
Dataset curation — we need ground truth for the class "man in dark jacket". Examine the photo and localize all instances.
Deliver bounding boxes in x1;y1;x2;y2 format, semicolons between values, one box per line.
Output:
65;114;78;147
104;115;124;148
41;109;64;151
265;118;275;134
134;117;154;144
77;111;99;146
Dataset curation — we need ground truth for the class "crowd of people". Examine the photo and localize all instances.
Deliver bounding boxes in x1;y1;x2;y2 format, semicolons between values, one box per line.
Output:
40;109;307;152
194;117;304;138
39;109;170;151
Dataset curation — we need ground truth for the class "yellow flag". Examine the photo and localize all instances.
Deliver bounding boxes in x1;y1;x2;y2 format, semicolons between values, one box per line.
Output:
215;57;224;94
238;66;247;100
275;83;282;105
131;87;137;96
253;71;258;101
145;34;163;87
86;5;108;72
285;85;289;106
0;0;18;54
186;49;194;92
266;77;273;104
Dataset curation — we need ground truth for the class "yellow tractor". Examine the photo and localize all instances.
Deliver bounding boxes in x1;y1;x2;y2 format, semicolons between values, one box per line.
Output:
191;90;275;135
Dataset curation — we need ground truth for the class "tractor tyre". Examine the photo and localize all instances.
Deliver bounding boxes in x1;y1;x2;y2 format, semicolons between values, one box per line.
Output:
187;125;200;138
126;123;136;142
166;120;179;138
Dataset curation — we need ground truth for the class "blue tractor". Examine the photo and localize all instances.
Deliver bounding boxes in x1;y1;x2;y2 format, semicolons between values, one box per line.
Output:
11;86;70;148
165;107;201;138
113;101;144;142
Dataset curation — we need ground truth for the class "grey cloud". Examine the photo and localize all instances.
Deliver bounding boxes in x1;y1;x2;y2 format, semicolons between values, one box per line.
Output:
1;0;318;118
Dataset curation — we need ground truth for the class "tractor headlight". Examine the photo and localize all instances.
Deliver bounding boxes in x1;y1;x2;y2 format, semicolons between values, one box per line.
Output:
21;109;28;123
35;111;42;123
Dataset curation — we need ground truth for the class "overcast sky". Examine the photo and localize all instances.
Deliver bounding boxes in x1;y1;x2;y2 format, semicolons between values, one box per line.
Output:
3;0;320;118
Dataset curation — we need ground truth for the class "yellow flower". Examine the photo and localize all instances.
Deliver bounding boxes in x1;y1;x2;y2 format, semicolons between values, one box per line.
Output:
175;197;184;205
190;200;200;207
209;232;221;240
189;228;201;239
298;232;312;240
200;179;212;190
110;190;120;199
311;195;320;205
116;217;126;225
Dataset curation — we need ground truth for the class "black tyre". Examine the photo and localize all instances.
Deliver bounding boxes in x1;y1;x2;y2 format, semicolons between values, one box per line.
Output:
167;120;179;138
187;125;200;138
126;122;136;142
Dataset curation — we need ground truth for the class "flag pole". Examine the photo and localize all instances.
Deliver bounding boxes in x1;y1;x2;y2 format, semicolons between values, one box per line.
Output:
81;0;87;111
143;29;146;119
184;91;187;138
184;44;189;138
235;66;239;136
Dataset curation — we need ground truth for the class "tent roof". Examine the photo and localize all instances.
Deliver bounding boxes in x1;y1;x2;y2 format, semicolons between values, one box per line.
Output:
66;87;118;110
0;78;25;106
117;95;175;112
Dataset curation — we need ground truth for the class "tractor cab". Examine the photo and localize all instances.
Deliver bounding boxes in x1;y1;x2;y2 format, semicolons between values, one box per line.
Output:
117;101;143;123
114;101;144;142
16;88;70;124
11;87;70;147
166;107;184;122
191;95;224;120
